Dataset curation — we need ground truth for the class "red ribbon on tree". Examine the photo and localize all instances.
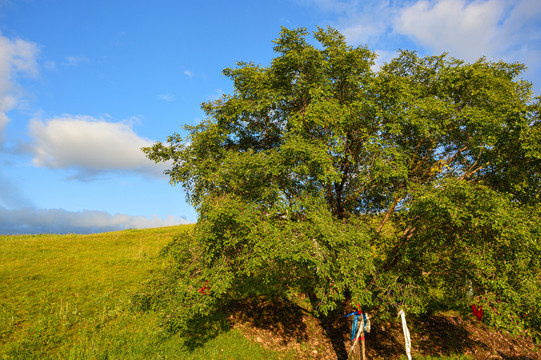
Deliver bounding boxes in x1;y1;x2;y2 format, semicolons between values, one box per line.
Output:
471;304;483;320
199;280;210;295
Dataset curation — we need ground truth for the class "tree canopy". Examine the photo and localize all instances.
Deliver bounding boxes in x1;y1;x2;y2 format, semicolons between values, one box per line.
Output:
141;27;541;339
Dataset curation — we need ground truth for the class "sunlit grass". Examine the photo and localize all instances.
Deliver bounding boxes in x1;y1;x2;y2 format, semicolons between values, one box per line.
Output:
0;226;288;359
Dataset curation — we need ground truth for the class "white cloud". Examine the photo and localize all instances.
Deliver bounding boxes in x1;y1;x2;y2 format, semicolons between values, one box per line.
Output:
296;0;396;44
44;60;56;71
0;206;191;235
63;55;90;66
394;0;541;62
29;115;170;178
0;32;38;134
301;0;541;59
339;2;398;45
158;93;175;102
299;0;541;89
372;49;399;71
184;70;194;77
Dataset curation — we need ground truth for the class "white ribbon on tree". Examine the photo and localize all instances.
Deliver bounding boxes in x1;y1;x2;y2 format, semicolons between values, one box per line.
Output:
398;309;412;360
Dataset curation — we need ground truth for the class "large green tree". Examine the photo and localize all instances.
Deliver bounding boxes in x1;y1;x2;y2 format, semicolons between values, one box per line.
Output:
141;27;541;338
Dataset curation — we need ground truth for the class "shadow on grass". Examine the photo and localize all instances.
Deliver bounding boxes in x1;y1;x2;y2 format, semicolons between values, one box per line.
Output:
228;297;309;346
136;292;539;359
179;308;232;351
227;297;358;359
176;296;312;354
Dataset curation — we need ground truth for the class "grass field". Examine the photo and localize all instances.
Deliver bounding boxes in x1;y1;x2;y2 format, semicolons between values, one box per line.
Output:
0;225;288;359
4;226;532;359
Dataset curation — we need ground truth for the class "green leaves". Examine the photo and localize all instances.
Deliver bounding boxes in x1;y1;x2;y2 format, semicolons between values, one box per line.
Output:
142;26;540;338
398;179;541;334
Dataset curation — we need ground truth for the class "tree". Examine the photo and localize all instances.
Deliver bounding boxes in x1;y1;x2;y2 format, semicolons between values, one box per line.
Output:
141;27;541;339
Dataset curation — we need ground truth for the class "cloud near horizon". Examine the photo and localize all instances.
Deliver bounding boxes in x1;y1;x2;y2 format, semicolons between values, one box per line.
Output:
29;115;170;179
0;205;191;235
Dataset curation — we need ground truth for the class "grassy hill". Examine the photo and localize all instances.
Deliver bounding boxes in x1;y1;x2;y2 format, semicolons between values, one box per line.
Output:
1;226;538;359
0;226;286;359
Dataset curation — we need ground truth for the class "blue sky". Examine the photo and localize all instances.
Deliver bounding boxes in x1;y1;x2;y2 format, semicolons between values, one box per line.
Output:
0;0;539;234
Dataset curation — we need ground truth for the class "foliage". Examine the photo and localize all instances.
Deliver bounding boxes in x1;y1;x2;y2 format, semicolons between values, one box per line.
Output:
142;27;541;338
396;179;541;334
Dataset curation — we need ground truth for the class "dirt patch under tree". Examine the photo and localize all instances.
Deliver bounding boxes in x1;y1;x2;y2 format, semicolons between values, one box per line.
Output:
228;298;540;360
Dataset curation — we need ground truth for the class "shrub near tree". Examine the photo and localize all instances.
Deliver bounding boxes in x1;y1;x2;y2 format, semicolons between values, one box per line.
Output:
141;27;541;340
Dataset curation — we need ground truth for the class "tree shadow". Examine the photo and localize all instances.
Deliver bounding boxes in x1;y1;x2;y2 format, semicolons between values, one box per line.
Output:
413;315;479;356
498;353;535;360
227;297;309;346
317;309;350;360
171;300;540;359
226;298;407;359
179;308;231;351
364;321;408;359
410;315;539;359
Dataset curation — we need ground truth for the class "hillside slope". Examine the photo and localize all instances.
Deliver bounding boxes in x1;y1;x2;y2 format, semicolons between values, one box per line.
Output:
228;297;540;359
1;226;538;359
0;226;285;359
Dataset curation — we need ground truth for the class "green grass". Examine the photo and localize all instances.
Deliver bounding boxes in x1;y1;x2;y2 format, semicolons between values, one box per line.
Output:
0;226;288;359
